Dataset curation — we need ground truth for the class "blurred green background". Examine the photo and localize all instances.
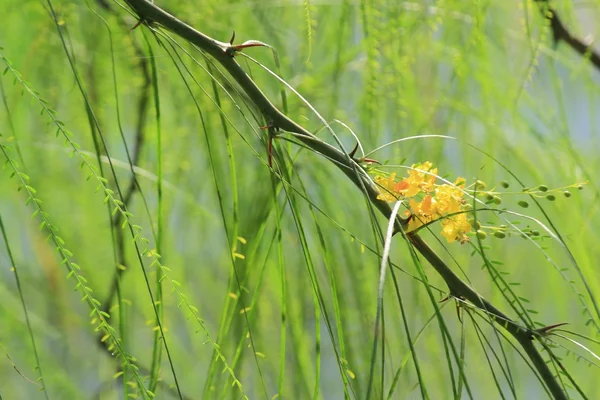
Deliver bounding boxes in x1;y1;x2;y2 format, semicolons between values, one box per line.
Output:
1;0;599;398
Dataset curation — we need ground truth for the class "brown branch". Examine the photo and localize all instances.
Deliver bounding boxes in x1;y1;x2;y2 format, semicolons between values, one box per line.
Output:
536;0;600;71
122;0;399;230
120;1;571;398
407;233;566;400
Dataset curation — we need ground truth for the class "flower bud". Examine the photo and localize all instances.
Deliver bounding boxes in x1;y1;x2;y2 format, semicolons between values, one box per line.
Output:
518;200;529;208
469;219;481;230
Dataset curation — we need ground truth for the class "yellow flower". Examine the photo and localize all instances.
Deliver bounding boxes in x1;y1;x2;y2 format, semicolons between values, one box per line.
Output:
375;173;401;202
373;164;478;244
405;195;435;232
400;161;438;197
434;177;466;216
440;212;471;243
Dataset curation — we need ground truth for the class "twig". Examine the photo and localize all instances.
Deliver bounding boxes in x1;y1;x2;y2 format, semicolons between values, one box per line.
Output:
122;0;399;230
94;0;152;318
407;233;566;400
535;0;600;71
121;1;569;398
91;1;175;397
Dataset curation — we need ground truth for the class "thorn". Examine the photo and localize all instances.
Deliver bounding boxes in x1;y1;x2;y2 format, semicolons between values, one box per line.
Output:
439;294;464;321
348;143;359;158
267;126;280;168
131;20;143;31
534;322;569;336
347;143;381;165
268;135;273;168
358;157;381;165
259;122;280;133
259;123;279;168
456;301;462;322
230;40;271;54
229;31;236;45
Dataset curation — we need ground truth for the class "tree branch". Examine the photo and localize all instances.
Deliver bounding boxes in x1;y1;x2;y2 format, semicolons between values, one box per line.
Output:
407;233;566;400
122;0;399;229
120;1;569;398
536;0;600;71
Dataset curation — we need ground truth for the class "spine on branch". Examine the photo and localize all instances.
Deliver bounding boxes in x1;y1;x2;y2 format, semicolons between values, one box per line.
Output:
122;1;570;398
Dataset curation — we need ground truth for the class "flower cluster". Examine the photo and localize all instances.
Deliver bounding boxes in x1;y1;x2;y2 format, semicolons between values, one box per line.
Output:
374;162;472;243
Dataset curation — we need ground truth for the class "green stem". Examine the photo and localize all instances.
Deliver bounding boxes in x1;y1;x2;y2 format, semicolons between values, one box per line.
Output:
123;0;397;228
146;33;164;394
407;233;566;400
122;2;568;398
